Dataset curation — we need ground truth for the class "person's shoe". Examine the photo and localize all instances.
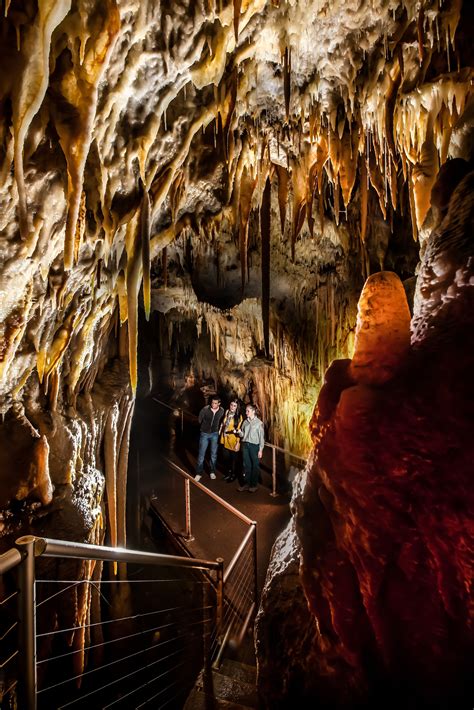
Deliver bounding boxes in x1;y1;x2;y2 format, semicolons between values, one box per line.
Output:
248;486;258;493
210;472;216;480
226;476;236;483
237;484;249;492
194;474;202;482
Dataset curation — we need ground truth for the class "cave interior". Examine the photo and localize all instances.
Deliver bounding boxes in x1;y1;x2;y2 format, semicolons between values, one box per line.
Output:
0;0;473;708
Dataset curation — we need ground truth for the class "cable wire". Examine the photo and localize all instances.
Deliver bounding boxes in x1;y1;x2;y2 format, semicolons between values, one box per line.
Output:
57;635;204;708
36;604;212;638
38;621;212;694
100;659;186;708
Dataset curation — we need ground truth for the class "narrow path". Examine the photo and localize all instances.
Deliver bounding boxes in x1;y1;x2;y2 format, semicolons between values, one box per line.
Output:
128;395;296;593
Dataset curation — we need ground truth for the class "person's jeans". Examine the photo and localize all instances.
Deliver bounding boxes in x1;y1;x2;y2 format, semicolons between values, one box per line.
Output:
242;442;260;487
196;432;219;473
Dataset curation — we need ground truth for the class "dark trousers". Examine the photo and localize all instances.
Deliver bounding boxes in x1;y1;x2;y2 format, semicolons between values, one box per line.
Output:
242;442;260;487
222;447;239;481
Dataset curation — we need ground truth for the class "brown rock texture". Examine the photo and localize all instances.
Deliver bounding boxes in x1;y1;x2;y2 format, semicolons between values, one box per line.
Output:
256;168;474;708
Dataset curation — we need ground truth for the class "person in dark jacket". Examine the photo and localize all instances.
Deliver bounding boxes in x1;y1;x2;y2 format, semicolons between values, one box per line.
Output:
195;396;224;481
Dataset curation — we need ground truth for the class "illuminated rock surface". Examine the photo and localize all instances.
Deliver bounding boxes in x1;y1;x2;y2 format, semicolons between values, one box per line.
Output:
256;170;474;707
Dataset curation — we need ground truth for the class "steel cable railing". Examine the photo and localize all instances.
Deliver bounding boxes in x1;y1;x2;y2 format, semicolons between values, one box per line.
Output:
35;569;216;708
152;457;258;667
0;548;22;709
211;525;257;668
0;536;223;710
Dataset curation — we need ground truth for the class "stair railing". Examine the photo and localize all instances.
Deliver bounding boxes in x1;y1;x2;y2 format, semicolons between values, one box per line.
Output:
158;458;258;668
0;536;223;710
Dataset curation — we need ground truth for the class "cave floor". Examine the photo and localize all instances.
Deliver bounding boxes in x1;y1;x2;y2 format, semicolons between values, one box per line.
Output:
129;395;295;595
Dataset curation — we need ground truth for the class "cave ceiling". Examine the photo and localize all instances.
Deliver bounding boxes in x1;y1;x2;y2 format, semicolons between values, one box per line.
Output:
0;0;473;440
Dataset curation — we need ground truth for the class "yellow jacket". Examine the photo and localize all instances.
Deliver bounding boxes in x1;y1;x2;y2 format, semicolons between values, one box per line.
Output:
220;412;243;452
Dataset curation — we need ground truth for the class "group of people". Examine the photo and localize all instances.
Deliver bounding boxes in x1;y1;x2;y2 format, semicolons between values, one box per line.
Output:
195;396;265;493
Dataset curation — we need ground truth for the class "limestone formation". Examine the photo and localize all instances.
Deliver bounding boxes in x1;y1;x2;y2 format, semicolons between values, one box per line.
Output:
256;167;474;707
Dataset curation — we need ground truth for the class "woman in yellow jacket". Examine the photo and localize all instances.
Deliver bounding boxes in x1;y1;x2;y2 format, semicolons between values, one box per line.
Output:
219;399;243;482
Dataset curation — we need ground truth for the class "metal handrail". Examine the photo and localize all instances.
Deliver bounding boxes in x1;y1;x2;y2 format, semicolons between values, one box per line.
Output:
159;457;258;667
224;524;255;584
33;535;220;570
0;535;224;710
165;456;254;527
0;547;22;574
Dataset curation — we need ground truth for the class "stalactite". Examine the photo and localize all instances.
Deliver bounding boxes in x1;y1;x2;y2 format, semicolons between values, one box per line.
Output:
162;246;168;288
12;0;72;241
116;400;134;549
239;165;258;291
360;155;368;244
283;46;291;123
233;0;242;42
411;118;439;230
104;404;119;550
140;187;151;320
125;213;142;395
52;0;120;269
275;164;289;234
291;159;307;260
260;176;271;357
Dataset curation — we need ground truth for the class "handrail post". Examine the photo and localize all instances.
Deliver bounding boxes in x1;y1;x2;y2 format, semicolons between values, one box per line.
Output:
270;446;278;497
184;478;194;541
16;536;37;710
216;557;224;641
252;522;258;606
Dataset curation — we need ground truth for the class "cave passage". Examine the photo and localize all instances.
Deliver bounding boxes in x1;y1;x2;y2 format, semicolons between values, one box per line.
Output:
1;0;473;708
128;390;296;593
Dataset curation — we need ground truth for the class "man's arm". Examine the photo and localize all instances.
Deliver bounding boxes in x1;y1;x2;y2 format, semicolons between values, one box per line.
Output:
198;407;206;424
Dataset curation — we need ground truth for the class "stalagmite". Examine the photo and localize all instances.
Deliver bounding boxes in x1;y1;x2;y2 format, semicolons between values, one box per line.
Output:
116;399;134;549
349;271;411;385
104;418;118;553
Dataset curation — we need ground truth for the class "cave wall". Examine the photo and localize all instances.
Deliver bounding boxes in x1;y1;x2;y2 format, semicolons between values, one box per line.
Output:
256;166;474;708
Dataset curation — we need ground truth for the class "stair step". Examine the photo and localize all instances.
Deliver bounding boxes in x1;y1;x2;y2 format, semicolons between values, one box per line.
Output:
184;688;255;710
218;659;257;686
195;669;257;708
